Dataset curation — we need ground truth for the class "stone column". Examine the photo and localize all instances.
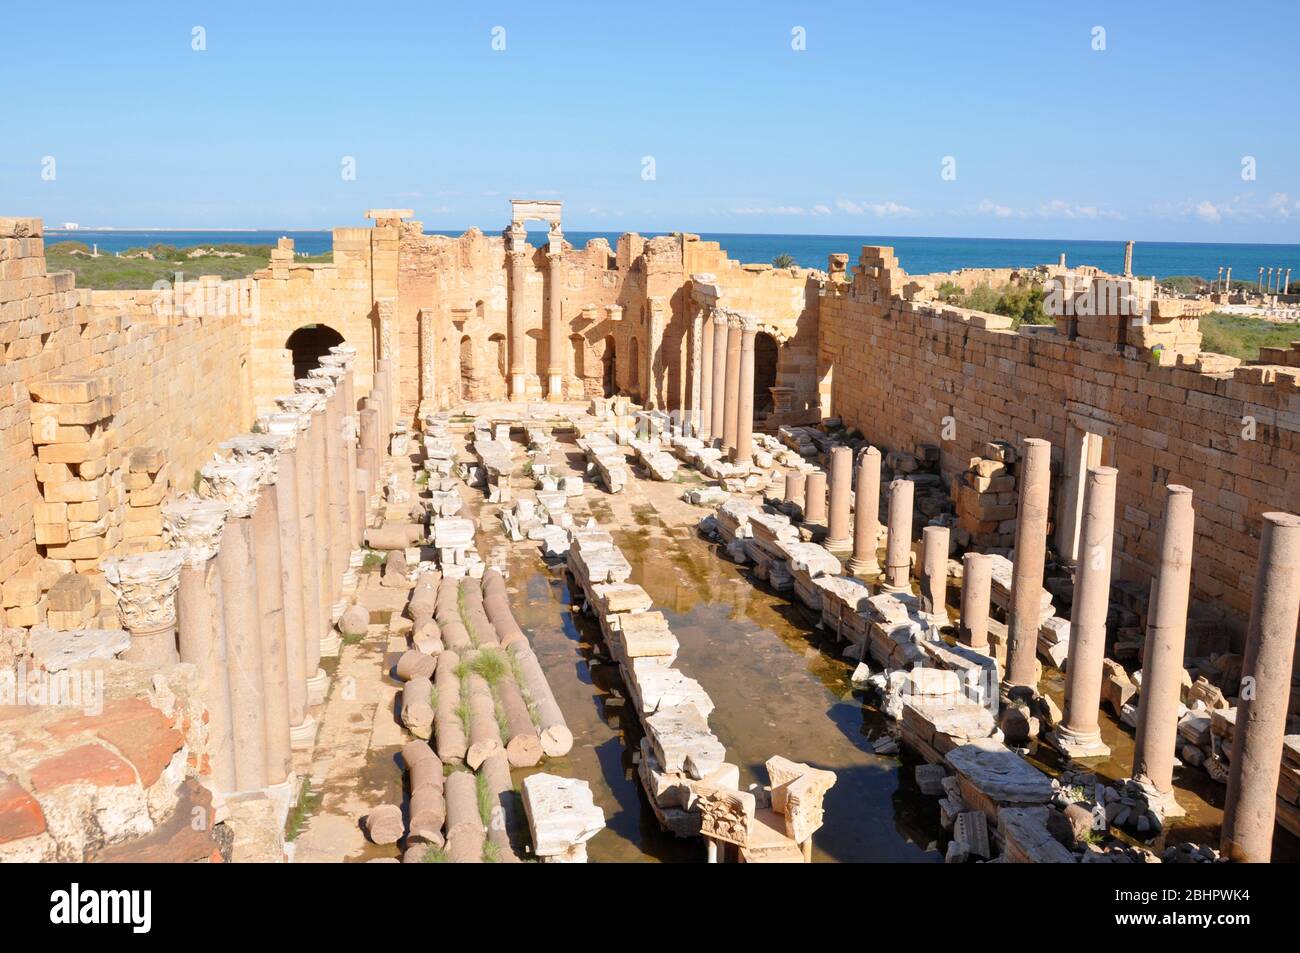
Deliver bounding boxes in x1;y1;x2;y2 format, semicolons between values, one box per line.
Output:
804;470;828;525
1225;266;1232;293
710;312;729;446
1221;512;1300;862
203;462;267;793
646;297;666;410
1132;484;1196;805
699;307;716;442
1004;437;1052;695
546;228;565;402
506;223;529;400
165;499;235;794
263;413;318;745
847;447;882;574
1122;240;1134;276
323;388;350;642
688;303;704;436
920;524;949;622
250;479;292;788
883;478;914;591
722;316;742;451
305;396;336;658
960;552;992;650
103;550;184;665
825;446;854;551
734;316;757;464
1285;268;1292;294
1266;267;1274;293
1053;466;1118;759
783;470;806;516
372;361;392;442
358;402;379;499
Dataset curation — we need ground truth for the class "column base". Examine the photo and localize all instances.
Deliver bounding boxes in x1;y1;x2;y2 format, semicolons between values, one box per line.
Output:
319;628;342;658
1046;727;1111;759
289;716;319;751
547;373;564;402
824;536;853;554
846;557;881;576
306;668;328;706
510;372;527;401
1127;775;1187;820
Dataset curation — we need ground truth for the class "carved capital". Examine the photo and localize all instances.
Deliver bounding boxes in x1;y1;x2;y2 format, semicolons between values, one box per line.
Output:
296;375;335;398
277;392;325;417
218;433;288;485
162;498;229;566
198;461;262;518
102;550;184;632
711;308;729;328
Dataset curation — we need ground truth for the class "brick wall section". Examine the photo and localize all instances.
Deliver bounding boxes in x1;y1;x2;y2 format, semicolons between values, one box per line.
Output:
0;218;249;590
820;246;1300;643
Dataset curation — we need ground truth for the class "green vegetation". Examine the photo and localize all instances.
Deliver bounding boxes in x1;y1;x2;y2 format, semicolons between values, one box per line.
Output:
772;253;796;269
456;697;472;735
936;281;1050;328
1199;311;1300;362
421;846;449;863
482;841;502;863
361;549;385;570
475;772;493;827
468;649;509;686
45;241;332;290
284;781;322;841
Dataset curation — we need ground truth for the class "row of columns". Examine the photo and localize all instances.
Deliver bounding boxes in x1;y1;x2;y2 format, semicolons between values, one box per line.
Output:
772;429;1298;861
944;438;1300;862
504;222;571;403
693;307;758;464
102;343;393;799
1257;266;1292;294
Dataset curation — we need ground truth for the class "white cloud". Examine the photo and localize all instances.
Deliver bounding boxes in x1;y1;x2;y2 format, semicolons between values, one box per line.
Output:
811;204;832;216
1195;200;1222;224
976;199;1013;218
834;198;913;217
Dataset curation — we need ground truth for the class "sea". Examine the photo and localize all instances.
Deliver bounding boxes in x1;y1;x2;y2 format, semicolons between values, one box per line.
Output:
41;229;1300;281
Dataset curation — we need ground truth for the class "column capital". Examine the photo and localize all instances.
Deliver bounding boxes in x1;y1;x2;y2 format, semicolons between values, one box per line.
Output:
163;498;230;566
218;433;289;485
295;375;335;399
277;391;325;417
711;308;730;327
199;461;262;518
102;550;184;632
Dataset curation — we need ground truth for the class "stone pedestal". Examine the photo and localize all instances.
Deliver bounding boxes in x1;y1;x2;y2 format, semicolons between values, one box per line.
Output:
1004;438;1051;695
920;524;949;622
722;317;742;452
960;552;991;650
804;470;828;525
847;447;881;574
1221;512;1300;862
1052;466;1118;759
710;312;729;446
883;478;914;591
825;446;854;551
1132;485;1195;810
103;550;184;665
733;317;756;463
166;499;236;793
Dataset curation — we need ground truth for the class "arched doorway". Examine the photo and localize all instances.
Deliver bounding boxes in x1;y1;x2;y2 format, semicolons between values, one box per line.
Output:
601;336;616;398
754;332;779;416
286;324;344;381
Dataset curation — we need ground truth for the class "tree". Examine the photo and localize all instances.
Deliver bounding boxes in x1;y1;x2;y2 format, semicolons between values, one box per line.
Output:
772;253;796;269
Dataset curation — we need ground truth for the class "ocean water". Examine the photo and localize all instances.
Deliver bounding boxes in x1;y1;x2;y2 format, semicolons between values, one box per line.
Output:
42;228;1299;281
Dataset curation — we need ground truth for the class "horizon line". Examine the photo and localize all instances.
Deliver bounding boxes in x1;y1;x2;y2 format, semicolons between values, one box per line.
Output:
41;225;1300;250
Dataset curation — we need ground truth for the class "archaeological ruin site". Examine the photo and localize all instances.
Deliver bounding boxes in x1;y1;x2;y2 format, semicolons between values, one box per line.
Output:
1;199;1297;867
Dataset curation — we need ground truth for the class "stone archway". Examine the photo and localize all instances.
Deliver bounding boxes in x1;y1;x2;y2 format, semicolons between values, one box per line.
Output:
602;336;617;398
286;324;345;381
754;331;779;416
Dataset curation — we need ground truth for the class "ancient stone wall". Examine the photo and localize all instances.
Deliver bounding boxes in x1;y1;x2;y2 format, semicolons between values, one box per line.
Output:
820;245;1300;640
0;218;249;605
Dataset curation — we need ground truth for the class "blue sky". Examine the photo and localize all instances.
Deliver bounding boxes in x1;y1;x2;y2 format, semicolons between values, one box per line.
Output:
3;1;1298;242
